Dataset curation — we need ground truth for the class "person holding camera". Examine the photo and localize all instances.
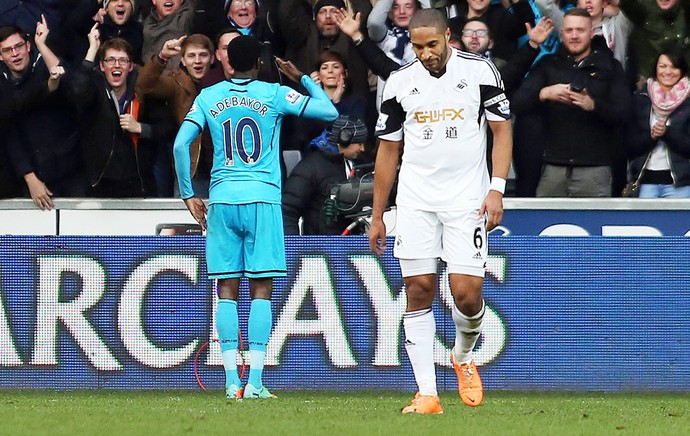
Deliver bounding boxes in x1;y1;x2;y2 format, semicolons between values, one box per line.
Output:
282;115;369;235
511;8;632;197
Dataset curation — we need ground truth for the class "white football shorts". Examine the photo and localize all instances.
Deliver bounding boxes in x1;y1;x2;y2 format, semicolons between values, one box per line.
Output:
393;205;487;277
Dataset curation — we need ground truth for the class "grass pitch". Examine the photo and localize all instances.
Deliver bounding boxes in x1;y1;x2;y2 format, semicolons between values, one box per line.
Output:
0;390;688;435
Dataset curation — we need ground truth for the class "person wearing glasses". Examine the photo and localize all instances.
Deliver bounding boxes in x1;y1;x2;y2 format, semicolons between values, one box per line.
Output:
443;0;536;63
460;17;553;97
0;19;87;209
65;27;165;197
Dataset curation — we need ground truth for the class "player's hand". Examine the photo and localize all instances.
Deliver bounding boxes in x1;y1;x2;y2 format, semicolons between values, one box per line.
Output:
34;14;50;47
275;57;304;83
183;197;207;231
120;114;142;134
335;9;362;40
25;173;54;210
161;35;186;60
480;190;504;232
368;218;387;256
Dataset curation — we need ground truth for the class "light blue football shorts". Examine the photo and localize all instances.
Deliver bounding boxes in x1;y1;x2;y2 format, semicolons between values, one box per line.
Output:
206;202;287;279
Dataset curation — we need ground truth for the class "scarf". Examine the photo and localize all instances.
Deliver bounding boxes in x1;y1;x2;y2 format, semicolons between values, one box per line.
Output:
648;76;690;119
391;26;410;61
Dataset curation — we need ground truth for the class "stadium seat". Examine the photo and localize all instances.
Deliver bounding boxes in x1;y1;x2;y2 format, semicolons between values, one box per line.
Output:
283;150;302;178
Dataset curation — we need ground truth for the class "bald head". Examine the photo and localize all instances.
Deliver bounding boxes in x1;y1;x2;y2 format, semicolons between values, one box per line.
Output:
408;9;448;34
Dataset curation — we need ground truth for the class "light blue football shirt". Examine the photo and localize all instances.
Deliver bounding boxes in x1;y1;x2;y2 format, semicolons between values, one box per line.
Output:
182;77;316;205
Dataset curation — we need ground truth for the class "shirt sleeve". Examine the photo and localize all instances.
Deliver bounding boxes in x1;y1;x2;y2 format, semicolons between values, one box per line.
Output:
276;76;339;121
375;76;405;141
478;61;511;121
174;99;206;199
182;98;207;130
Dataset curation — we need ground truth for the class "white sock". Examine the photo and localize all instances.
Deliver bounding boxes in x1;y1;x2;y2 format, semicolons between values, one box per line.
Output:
452;300;485;365
403;308;437;397
221;349;238;372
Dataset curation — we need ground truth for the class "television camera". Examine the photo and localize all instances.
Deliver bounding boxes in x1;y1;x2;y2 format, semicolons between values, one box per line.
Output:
323;164;394;235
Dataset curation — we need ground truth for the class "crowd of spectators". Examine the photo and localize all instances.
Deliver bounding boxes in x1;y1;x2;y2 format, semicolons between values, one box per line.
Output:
2;0;690;217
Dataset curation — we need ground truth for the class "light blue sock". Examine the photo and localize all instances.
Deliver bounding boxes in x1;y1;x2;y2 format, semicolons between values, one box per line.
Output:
216;299;241;387
247;299;272;388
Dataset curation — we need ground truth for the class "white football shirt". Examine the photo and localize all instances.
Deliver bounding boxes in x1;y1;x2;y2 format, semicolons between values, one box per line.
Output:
376;48;511;210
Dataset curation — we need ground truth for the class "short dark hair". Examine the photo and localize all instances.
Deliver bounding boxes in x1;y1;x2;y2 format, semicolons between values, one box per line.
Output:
463;17;492;38
408;9;448;34
214;27;241;48
0;26;29;44
227;35;262;72
564;7;592;20
652;49;689;79
98;38;134;62
316;50;347;72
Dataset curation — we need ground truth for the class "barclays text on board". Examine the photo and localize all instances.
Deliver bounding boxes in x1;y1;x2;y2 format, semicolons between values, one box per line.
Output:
1;236;689;391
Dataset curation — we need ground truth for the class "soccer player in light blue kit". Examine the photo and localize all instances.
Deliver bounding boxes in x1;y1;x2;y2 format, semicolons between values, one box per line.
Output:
173;35;338;399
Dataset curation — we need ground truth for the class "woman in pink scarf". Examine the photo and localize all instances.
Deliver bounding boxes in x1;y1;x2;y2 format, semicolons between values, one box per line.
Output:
627;50;690;198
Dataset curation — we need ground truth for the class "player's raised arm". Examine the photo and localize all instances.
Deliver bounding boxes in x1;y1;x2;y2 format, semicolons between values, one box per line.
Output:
275;57;339;122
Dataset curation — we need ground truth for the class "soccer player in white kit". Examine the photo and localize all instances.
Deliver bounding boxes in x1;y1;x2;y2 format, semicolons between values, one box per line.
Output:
369;9;513;414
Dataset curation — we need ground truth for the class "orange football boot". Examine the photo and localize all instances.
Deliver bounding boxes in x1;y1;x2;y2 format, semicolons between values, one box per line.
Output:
451;353;483;407
401;392;444;414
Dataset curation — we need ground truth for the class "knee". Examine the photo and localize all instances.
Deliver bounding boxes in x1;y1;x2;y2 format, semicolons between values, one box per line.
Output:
217;278;240;300
405;281;436;311
452;289;483;316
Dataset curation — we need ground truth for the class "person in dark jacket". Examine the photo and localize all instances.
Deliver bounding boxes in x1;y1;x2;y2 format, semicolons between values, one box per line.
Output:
284;50;368;153
0;78;22;199
618;0;690;83
1;22;87;210
277;0;372;96
67;34;167;197
194;0;281;82
282;115;368;235
626;50;690;198
68;0;144;66
511;8;632;197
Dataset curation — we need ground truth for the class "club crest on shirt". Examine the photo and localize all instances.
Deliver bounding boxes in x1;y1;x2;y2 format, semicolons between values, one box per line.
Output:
375;113;388;132
454;79;468;91
285;90;303;105
498;99;510;116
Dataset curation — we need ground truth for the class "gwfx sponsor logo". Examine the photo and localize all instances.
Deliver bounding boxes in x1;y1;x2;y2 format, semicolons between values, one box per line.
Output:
414;108;464;124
